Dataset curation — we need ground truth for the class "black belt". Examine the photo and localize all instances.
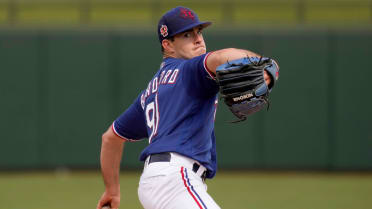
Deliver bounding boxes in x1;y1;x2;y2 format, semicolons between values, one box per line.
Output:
148;152;207;180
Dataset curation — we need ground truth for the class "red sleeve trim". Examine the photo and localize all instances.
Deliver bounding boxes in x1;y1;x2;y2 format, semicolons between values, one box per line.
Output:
111;122;128;141
111;122;142;142
203;52;216;80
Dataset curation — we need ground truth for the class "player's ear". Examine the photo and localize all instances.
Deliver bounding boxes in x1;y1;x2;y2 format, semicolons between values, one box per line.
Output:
162;39;174;54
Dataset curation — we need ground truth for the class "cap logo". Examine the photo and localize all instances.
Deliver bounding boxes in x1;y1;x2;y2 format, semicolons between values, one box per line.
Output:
160;25;168;37
180;8;195;20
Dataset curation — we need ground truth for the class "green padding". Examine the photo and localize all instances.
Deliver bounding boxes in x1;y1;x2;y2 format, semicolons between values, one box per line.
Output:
43;32;111;167
262;32;329;168
0;33;41;167
0;29;371;170
332;33;372;168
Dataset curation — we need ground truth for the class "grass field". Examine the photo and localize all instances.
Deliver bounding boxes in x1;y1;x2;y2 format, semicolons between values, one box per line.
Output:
1;170;372;209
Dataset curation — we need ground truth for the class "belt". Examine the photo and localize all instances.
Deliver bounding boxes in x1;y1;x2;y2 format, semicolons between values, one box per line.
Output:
148;152;207;180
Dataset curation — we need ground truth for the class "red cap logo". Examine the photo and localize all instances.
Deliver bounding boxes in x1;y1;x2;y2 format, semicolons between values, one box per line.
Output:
180;8;195;20
160;25;168;37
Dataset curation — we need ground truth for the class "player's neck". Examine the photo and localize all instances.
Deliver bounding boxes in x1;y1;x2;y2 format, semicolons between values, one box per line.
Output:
163;51;176;59
163;50;183;59
163;54;177;59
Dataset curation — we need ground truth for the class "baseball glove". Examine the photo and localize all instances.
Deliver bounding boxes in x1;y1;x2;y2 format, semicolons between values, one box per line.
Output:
215;56;279;122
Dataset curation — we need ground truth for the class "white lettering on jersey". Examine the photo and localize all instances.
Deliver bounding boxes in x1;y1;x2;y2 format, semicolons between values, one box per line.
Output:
143;69;177;107
159;71;165;85
152;77;158;93
145;81;151;98
153;94;160;140
146;94;160;143
140;93;145;110
161;70;172;84
168;69;179;84
145;102;155;140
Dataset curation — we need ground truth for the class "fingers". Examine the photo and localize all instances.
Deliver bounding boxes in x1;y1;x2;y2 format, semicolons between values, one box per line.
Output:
97;192;120;209
96;194;111;209
264;70;271;86
102;204;112;209
97;202;117;209
96;200;108;209
110;197;120;209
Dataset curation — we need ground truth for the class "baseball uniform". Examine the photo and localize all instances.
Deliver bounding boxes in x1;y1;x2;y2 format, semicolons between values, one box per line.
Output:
111;6;221;209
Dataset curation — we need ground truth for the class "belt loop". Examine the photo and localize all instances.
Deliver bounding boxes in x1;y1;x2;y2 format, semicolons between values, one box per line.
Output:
192;163;200;173
201;171;207;182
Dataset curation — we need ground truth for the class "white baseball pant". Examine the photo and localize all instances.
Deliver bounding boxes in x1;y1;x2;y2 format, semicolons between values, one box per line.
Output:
138;152;221;209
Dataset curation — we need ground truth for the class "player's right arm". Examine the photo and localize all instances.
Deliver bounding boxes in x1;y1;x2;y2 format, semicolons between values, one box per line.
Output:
96;126;126;209
205;48;260;75
97;94;148;209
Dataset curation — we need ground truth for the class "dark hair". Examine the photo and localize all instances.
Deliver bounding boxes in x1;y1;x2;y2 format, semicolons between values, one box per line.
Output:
161;37;175;53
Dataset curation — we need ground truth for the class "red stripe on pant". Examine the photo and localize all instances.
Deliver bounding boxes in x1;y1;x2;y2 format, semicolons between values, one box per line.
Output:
180;166;203;209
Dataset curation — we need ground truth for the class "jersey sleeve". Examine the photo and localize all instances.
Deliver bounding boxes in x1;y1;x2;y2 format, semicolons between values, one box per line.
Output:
112;94;148;141
181;52;219;98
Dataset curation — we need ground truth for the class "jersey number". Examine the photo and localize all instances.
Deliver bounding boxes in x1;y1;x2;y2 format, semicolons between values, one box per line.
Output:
145;94;159;143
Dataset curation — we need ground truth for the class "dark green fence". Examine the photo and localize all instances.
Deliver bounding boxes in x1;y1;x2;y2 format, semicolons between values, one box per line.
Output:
0;29;371;170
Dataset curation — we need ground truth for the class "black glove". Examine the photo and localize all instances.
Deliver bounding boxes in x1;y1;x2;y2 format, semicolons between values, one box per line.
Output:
215;56;279;122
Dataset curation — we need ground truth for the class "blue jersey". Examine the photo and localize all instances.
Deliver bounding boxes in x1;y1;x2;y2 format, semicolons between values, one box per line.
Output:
112;53;219;178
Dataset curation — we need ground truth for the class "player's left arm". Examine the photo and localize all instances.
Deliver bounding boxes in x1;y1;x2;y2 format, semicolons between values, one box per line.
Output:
206;48;277;86
206;48;259;74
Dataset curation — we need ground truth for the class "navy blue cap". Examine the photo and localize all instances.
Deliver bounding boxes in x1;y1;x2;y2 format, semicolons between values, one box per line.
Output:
158;6;212;43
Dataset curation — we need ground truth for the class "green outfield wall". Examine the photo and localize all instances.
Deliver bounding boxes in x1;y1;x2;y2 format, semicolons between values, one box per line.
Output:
0;29;371;170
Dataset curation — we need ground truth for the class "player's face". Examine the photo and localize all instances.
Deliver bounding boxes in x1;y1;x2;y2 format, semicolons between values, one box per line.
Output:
171;26;206;59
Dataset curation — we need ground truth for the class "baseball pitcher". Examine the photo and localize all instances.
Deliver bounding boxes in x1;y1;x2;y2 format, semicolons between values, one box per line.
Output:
97;6;279;209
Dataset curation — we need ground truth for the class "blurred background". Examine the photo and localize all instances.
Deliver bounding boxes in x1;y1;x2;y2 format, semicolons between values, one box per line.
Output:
0;0;371;209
